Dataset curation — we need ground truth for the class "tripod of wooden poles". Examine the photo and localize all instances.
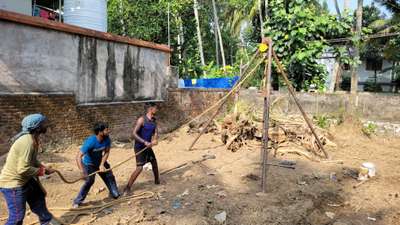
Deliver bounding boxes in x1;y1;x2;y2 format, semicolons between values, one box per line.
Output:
186;38;329;193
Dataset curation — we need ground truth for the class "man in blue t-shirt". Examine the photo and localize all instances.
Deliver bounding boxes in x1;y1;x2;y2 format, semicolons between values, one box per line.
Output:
72;122;120;208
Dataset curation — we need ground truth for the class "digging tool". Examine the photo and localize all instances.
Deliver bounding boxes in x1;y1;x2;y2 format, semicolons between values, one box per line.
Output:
160;154;216;175
267;163;295;170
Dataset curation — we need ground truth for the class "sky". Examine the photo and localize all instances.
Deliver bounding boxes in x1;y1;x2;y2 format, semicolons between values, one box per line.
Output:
326;0;391;17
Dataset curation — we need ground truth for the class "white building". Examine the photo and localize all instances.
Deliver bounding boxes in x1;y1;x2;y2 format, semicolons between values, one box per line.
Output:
320;51;396;93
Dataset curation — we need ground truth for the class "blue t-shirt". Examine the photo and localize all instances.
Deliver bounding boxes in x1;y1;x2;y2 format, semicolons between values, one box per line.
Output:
81;135;111;167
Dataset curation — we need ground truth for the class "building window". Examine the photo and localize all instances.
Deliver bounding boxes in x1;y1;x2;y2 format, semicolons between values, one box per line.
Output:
342;63;351;71
366;58;383;71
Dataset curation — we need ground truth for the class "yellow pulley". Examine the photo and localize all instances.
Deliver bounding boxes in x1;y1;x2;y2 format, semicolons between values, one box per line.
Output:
259;43;268;53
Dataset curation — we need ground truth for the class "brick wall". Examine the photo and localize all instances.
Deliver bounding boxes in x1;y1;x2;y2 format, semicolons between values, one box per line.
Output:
0;89;228;156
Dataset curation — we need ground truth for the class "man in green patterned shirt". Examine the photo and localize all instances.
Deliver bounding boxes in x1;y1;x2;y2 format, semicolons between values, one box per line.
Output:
0;114;60;225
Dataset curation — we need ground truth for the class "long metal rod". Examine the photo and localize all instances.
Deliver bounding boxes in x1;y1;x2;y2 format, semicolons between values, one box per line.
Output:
272;50;329;159
261;38;272;192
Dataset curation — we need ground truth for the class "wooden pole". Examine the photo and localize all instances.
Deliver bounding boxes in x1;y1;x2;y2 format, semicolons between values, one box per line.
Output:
351;0;363;94
188;105;221;151
233;59;243;119
186;52;263;151
272;50;329;159
261;38;272;192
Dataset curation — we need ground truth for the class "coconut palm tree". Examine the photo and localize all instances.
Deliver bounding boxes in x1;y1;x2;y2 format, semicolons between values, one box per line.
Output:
211;0;226;68
193;0;206;67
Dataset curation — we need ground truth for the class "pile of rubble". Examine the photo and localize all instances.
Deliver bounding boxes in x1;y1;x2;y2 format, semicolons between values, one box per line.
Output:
188;112;336;160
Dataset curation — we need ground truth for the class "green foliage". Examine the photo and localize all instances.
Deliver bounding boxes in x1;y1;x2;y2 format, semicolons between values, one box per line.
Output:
314;114;329;129
108;0;241;79
332;46;360;67
362;122;378;137
362;3;384;28
105;0;399;93
264;0;352;91
203;63;239;78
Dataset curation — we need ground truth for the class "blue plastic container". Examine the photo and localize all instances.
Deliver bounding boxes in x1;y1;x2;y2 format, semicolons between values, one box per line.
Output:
180;76;239;89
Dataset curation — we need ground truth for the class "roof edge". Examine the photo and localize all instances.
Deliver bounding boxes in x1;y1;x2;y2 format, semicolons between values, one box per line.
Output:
0;9;172;53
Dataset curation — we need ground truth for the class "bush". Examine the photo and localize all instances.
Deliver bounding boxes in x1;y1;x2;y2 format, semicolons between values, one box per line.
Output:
362;122;377;137
314;115;329;129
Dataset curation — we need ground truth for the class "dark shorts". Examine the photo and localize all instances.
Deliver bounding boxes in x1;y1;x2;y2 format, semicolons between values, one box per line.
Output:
134;148;156;166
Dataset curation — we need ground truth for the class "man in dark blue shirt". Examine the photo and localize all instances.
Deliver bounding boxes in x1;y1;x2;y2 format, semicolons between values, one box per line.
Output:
123;103;160;196
73;122;120;208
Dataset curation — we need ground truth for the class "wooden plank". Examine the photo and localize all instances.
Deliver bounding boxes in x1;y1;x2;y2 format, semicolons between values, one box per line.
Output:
261;38;272;193
0;9;172;53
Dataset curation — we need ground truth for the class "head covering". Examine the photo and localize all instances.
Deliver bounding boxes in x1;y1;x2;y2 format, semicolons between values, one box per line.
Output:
10;113;47;143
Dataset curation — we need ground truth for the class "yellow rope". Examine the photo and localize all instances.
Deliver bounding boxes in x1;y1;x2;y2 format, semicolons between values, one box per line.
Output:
23;191;155;225
184;56;265;126
50;191;154;211
53;146;150;184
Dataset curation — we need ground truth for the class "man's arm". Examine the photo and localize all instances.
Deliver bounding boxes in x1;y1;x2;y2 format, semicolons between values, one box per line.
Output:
132;117;151;147
77;138;93;177
152;127;159;146
76;151;85;177
99;147;110;172
33;150;55;175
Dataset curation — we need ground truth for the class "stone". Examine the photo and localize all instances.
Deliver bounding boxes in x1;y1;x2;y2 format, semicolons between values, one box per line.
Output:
182;170;195;178
177;189;190;198
216;191;227;198
325;212;335;219
214;211;227;224
256;192;268;197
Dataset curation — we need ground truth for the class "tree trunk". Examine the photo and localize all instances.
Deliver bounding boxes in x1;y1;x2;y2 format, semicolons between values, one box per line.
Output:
214;23;220;66
333;0;341;18
167;3;171;47
335;65;342;91
329;61;341;93
193;0;206;68
265;0;269;18
350;0;363;94
212;0;226;68
259;0;265;38
177;17;184;63
119;0;126;36
391;61;395;92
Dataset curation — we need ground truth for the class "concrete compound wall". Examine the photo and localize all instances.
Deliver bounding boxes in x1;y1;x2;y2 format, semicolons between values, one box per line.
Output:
240;90;400;122
0;89;228;156
0;11;170;104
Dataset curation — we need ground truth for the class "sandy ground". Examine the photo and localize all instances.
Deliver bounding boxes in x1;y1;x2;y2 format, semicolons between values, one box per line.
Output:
0;123;399;225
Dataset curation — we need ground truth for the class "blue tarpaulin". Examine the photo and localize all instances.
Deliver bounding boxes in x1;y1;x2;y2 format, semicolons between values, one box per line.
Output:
179;76;239;89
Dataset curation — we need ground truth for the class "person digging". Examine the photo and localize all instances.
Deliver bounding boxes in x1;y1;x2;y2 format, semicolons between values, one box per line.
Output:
0;113;61;225
123;102;160;196
72;122;120;208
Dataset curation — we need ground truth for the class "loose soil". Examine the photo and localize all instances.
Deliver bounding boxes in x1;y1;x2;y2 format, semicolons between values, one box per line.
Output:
0;122;399;225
